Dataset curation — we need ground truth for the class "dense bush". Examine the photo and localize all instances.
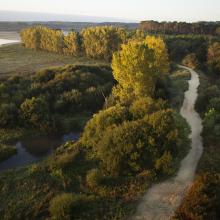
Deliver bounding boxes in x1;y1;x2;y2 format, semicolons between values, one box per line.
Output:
49;193;92;220
175;173;220;220
165;35;208;64
182;53;198;69
207;42;220;74
81;26;127;60
0;65;114;133
86;168;102;188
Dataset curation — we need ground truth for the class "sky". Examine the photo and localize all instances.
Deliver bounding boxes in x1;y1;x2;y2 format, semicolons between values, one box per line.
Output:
0;0;220;22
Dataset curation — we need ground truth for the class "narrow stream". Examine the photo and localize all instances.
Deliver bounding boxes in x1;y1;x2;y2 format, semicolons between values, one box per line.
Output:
133;66;203;220
0;133;80;172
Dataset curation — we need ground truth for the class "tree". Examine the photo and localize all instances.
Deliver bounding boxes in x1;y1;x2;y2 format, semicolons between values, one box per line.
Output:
20;96;51;131
20;27;41;50
64;31;81;56
81;26;125;60
182;53;199;69
207;42;220;73
49;193;91;220
0;103;17;127
112;37;169;99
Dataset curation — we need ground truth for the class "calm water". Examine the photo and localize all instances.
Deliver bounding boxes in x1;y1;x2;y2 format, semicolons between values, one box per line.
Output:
0;133;80;172
0;38;20;46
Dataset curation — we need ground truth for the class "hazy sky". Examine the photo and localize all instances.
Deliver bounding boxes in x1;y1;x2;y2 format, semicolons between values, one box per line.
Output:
0;0;220;22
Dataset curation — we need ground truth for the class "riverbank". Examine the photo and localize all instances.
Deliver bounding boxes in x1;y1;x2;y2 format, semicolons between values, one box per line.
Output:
0;144;16;163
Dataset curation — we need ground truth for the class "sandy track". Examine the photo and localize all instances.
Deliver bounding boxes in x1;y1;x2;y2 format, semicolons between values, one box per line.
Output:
132;66;203;220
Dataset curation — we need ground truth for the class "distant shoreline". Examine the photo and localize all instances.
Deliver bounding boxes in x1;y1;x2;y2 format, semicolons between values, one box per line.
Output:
0;31;20;40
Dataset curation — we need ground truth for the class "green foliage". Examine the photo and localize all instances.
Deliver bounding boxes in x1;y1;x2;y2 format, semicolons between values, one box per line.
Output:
165;35;208;64
129;97;165;119
140;21;220;35
49;193;90;220
86;168;102;188
155;151;174;175
82;104;130;149
0;103;17;127
20;96;51;132
0;65;113;134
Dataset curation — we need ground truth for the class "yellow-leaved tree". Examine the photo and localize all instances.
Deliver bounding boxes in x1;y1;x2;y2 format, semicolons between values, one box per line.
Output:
112;36;169;102
145;36;170;74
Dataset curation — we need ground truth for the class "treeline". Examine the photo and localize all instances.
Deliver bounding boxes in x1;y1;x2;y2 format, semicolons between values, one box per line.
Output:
0;65;113;134
20;26;128;60
140;20;220;35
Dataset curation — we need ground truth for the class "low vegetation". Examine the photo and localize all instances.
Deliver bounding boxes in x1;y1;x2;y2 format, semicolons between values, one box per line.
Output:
0;44;107;78
0;35;191;219
1;22;220;219
0;65;113;135
174;39;220;220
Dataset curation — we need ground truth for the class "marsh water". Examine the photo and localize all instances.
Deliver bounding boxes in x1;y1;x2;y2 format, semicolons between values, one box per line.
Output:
133;66;203;220
0;133;80;172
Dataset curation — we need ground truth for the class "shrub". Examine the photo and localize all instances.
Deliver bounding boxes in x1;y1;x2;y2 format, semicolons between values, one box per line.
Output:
176;173;220;220
49;193;92;220
86;168;102;188
182;53;198;69
155;151;174;175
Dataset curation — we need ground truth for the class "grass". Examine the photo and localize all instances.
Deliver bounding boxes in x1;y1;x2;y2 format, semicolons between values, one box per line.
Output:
0;44;108;78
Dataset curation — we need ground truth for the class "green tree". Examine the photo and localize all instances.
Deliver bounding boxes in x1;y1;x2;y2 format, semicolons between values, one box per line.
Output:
20;97;51;131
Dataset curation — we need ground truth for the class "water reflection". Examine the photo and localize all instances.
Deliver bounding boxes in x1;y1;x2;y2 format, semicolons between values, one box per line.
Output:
0;133;80;172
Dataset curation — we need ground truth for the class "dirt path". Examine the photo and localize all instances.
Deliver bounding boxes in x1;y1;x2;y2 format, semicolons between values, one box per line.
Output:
133;66;203;220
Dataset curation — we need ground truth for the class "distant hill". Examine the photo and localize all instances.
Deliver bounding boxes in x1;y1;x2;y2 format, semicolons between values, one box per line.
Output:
0;21;138;32
0;10;138;32
139;20;220;35
0;10;137;23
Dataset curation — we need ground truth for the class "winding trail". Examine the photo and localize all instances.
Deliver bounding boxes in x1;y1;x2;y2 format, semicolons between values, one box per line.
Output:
133;66;204;220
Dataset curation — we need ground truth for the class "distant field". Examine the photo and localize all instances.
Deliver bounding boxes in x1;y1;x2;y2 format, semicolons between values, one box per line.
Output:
0;44;108;78
0;31;20;40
